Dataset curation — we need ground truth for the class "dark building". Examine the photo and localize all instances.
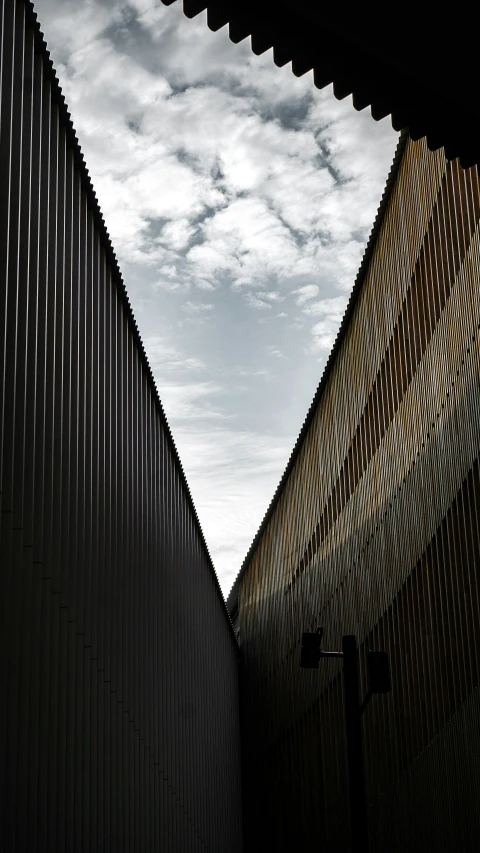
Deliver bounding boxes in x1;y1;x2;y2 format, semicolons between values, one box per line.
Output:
3;0;480;851
0;2;243;850
228;134;480;852
159;5;480;850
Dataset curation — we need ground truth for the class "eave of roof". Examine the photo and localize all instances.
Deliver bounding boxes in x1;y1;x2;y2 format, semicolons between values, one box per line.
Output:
226;129;408;617
26;0;240;650
161;0;480;168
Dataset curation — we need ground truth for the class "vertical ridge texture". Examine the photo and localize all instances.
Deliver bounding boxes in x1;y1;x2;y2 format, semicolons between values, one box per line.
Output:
236;135;480;852
0;2;243;851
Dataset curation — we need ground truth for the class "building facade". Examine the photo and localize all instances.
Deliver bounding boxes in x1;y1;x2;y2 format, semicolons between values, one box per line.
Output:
228;135;480;852
0;2;243;851
3;2;480;852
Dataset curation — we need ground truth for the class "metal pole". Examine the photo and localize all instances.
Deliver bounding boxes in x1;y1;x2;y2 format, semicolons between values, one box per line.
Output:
342;635;369;853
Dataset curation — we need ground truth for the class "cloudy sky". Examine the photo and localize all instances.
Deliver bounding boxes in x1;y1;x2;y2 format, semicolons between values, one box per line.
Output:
34;0;398;597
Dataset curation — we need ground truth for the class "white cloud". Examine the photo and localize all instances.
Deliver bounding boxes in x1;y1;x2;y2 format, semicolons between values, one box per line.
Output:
294;284;320;304
170;423;293;591
303;295;349;318
33;0;398;595
268;345;286;359
182;301;214;313
37;0;397;295
143;335;205;373
159;380;228;422
245;294;272;310
190;195;307;288
308;297;349;354
258;291;283;301
160;219;196;252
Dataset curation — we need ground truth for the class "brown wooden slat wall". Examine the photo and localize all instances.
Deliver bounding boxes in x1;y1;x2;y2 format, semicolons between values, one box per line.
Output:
0;2;243;851
236;134;480;852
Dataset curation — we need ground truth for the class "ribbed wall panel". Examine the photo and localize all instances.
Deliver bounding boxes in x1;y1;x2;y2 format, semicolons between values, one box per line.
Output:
236;135;480;851
0;2;243;851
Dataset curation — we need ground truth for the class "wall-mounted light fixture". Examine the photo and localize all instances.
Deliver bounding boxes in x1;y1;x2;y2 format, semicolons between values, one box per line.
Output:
300;630;391;853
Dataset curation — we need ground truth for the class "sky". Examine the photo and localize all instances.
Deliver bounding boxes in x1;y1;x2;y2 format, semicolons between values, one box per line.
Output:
34;0;398;598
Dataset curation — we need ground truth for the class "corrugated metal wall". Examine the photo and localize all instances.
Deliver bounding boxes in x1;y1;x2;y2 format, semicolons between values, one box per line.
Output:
0;2;243;851
236;135;480;852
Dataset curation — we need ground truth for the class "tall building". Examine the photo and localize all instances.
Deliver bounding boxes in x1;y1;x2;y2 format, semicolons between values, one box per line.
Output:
0;2;243;850
156;5;480;850
3;1;480;852
228;134;480;851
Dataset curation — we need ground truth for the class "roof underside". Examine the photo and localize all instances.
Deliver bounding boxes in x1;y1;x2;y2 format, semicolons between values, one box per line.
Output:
161;0;480;168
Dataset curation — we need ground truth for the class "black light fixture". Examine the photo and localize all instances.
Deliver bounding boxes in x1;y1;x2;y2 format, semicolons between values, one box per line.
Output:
300;628;323;668
359;650;392;716
300;630;392;853
367;650;391;694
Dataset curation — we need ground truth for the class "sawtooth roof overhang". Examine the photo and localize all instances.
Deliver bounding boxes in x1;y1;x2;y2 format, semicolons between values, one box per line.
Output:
161;0;479;169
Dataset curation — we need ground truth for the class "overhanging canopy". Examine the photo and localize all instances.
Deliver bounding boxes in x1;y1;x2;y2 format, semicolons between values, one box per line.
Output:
161;0;480;168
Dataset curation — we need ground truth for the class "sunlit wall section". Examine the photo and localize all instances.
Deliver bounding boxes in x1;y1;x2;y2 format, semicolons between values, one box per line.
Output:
0;2;243;851
232;133;480;852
